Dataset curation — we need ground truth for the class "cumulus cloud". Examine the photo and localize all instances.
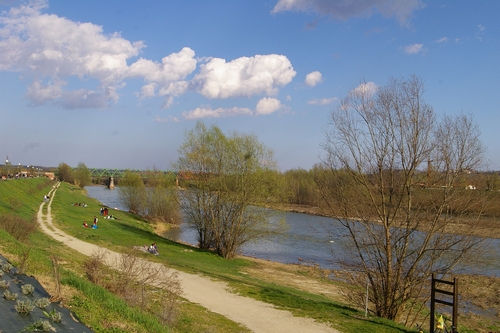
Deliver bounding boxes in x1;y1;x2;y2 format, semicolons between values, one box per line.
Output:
183;97;284;119
404;43;424;54
182;106;253;119
304;71;322;87
256;97;282;115
0;0;143;108
272;0;424;26
128;47;196;101
0;1;296;110
308;97;337;105
352;82;378;97
191;54;296;99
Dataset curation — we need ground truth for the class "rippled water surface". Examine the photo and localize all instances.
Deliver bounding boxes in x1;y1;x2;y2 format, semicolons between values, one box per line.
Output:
85;185;500;276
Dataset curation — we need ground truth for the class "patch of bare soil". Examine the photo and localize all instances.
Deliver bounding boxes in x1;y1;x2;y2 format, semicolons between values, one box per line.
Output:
457;274;500;332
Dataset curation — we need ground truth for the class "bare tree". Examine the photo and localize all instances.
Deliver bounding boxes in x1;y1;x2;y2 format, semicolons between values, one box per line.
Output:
119;171;147;215
318;75;488;324
176;122;283;259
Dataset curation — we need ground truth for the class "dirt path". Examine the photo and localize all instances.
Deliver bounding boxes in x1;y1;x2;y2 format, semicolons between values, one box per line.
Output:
38;184;340;333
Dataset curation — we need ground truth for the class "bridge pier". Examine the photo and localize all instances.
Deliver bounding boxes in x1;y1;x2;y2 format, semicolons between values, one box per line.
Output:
108;177;115;189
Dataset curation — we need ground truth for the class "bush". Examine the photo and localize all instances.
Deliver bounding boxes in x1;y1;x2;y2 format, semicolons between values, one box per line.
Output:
35;297;51;309
0;214;38;242
84;249;107;285
15;300;35;314
21;283;35;295
22;319;53;332
1;261;13;273
3;289;17;300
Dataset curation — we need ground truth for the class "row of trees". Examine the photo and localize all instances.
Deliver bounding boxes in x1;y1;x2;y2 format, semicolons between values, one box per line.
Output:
119;171;181;225
56;162;92;188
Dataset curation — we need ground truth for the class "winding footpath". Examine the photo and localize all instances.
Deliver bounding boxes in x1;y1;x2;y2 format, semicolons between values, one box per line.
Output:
38;183;340;333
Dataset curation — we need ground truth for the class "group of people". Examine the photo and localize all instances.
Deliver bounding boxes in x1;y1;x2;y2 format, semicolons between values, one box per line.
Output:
82;215;99;229
82;220;98;229
99;207;109;216
80;207;159;256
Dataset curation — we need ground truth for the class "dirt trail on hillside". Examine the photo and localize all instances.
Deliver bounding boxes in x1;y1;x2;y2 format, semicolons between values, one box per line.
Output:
38;184;340;333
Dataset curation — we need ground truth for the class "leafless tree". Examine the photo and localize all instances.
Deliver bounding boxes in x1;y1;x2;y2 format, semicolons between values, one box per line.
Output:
318;75;488;324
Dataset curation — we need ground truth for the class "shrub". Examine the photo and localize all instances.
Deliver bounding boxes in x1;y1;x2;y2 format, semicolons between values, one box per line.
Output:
83;249;107;285
0;279;8;289
15;300;35;314
21;319;53;332
0;214;38;242
3;289;17;300
1;262;13;273
21;283;35;295
35;297;51;309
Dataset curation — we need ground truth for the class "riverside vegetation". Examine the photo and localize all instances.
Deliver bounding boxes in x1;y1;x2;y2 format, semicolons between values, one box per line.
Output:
1;178;499;333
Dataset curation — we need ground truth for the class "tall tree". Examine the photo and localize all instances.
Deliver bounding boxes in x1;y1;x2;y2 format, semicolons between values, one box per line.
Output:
56;162;74;183
73;162;91;188
319;75;488;324
176;122;282;259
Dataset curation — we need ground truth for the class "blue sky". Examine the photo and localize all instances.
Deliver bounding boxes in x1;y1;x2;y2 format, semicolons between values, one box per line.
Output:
0;0;499;171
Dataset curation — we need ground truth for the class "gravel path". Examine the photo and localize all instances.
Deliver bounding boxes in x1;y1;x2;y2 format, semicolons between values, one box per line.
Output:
38;183;340;333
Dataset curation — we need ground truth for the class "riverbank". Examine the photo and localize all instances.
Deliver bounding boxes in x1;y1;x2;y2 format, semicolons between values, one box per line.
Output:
273;203;500;239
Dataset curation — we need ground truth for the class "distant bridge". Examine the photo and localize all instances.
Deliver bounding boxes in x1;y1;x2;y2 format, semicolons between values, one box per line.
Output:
87;168;178;179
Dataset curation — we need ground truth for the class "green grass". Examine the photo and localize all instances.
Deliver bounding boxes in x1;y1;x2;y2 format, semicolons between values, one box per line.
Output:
0;179;419;333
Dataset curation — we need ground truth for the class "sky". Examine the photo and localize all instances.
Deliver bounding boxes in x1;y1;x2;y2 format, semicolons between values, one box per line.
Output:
0;0;499;172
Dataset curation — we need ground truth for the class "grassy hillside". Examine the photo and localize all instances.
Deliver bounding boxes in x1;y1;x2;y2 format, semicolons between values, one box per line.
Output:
0;178;421;333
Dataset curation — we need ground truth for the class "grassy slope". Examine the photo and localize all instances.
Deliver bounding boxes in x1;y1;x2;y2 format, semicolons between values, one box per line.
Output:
0;179;416;333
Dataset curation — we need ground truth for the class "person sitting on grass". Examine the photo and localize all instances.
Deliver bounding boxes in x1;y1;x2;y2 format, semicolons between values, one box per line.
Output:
92;221;98;229
82;221;89;228
148;242;159;255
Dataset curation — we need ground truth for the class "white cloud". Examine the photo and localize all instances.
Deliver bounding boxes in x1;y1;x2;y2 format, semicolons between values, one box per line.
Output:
308;97;337;105
191;54;296;99
435;37;448;43
0;1;144;108
256;97;282;115
128;47;196;83
183;97;285;119
182;106;253;119
137;83;157;99
404;43;424;54
0;1;297;111
352;82;378;97
304;71;322;87
272;0;424;26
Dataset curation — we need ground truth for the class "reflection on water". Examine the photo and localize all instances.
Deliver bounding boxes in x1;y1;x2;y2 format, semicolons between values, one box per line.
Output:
85;185;500;276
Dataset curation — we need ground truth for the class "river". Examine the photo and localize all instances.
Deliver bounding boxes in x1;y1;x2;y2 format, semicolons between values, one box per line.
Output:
85;186;500;277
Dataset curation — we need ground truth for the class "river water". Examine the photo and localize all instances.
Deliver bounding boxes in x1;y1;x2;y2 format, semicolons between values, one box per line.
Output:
85;186;500;276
